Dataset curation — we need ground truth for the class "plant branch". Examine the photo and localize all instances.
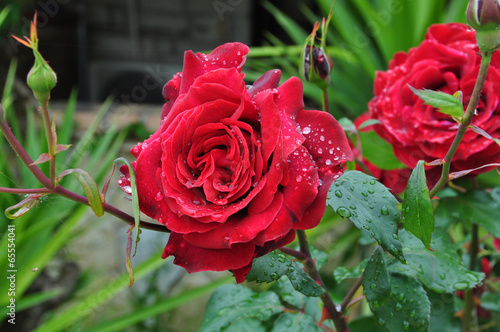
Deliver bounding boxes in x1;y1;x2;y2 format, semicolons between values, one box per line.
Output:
1;113;169;233
38;102;57;187
341;274;364;311
429;53;492;197
279;247;307;261
296;230;347;332
322;89;330;114
463;223;479;332
0;187;51;194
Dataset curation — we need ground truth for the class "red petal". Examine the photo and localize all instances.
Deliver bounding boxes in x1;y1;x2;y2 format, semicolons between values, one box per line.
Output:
247;69;282;97
162;232;256;273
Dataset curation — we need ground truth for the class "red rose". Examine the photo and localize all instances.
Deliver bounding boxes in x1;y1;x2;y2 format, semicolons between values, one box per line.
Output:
119;43;352;282
369;23;500;175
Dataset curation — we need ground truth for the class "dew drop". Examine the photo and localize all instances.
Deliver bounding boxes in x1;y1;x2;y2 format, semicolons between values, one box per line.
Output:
302;127;311;134
381;206;389;215
320;135;325;141
337;207;352;218
369;179;376;185
296;175;303;183
335;190;342;198
395;302;403;311
402;320;410;331
154;192;164;201
453;281;469;290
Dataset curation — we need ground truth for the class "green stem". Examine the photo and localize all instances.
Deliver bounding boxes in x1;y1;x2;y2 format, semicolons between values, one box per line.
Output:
322;89;330;113
429;53;492;197
296;230;347;332
462;223;479;332
39;102;57;188
341;274;364;311
0;113;168;233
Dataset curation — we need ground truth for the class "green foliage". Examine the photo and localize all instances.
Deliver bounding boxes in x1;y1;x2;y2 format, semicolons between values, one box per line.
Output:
246;250;325;297
402;160;435;249
327;170;405;263
389;230;484;293
358;131;406;170
408;86;464;119
334;258;367;283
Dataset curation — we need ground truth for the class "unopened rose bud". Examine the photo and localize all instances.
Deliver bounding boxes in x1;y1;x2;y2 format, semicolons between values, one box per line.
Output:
303;45;333;89
467;0;500;53
12;12;57;106
27;58;57;105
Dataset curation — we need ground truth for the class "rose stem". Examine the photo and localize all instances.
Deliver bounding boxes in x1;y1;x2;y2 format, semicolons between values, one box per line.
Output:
296;230;347;331
340;273;364;312
322;89;330;113
38;101;57;187
463;223;479;332
279;247;307;260
0;110;168;233
0;187;51;194
428;52;492;197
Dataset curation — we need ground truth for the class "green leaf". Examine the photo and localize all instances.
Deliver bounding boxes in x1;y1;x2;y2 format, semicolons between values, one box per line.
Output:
469;124;500;147
286;261;325;297
5;194;46;219
348;315;387;332
57;168;104;217
437;189;500;237
246;251;325;297
358;131;407;170
334;258;367;284
199;284;283;332
371;273;431;332
246;250;292;283
357;119;382;130
363;247;390;310
272;312;321;332
224;318;266;332
408;85;464;118
480;292;500;312
402;160;435;249
328;171;406;263
389;229;484;293
428;292;461;332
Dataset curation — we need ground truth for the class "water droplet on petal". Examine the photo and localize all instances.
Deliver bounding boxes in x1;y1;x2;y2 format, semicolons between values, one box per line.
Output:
302;127;311;134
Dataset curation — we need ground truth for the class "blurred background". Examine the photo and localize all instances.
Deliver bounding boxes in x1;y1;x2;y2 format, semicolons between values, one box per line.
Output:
0;0;468;331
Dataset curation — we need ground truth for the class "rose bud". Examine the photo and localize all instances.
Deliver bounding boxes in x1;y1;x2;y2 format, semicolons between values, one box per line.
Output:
303;45;333;90
12;12;57;105
467;0;500;53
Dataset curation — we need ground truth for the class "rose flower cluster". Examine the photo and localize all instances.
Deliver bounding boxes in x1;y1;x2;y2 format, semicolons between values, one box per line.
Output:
119;43;352;282
368;23;500;179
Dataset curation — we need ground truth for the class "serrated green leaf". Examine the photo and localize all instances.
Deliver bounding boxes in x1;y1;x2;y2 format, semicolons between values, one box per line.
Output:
437;189;500;237
309;247;328;270
389;229;484;293
408;85;464;118
371;273;430;332
334;259;368;284
358;131;407;170
57;168;104;217
246;251;292;283
363;247;390;310
286;261;325;297
246;251;325;297
199;285;283;332
402;160;434;249
272;312;321;332
480;292;500;312
328;171;406;263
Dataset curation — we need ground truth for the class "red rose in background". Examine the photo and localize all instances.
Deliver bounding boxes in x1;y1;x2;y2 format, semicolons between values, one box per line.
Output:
119;43;353;282
369;23;500;175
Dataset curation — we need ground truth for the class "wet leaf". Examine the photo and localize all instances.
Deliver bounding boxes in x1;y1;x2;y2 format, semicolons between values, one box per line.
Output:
389;229;484;293
328;171;405;263
363;247;390;309
272;312;320;332
57;168;104;217
402;160;434;249
199;284;283;332
408;85;463;118
334;259;367;284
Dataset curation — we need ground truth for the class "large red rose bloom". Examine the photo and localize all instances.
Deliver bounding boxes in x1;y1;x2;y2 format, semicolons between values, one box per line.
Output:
369;23;500;174
119;43;352;282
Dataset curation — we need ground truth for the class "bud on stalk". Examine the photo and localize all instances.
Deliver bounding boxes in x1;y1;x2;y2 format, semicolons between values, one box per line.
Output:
467;0;500;54
12;12;57;106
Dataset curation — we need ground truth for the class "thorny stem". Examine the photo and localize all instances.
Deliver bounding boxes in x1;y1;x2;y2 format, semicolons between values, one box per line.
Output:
296;230;347;332
0;112;168;233
429;53;492;197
